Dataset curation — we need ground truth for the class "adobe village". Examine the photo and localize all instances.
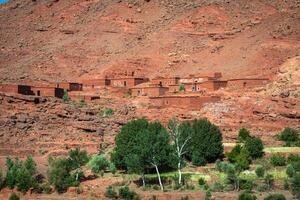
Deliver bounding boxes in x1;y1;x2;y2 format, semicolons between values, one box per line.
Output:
0;0;300;200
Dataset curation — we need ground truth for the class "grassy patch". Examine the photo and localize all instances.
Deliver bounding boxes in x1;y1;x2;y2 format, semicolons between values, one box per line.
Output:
264;147;300;153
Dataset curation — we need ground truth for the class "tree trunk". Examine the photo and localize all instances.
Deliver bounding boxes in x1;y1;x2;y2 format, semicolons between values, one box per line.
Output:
178;161;182;185
141;173;145;188
154;164;164;191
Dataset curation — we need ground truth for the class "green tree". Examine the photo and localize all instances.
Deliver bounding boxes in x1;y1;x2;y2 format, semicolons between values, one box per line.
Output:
255;165;265;178
291;172;300;199
68;148;89;170
109;162;117;175
16;165;36;193
244;137;264;159
0;169;5;190
88;155;109;174
24;156;37;176
119;186;139;200
226;145;251;171
105;185;117;199
225;164;240;191
238;128;251;142
187;119;223;166
270;154;286;166
277;127;299;146
264;174;274;190
168;118;191;185
264;194;286;200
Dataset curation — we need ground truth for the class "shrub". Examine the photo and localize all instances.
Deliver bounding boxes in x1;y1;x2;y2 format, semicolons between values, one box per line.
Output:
47;157;79;193
179;84;185;92
211;182;224;192
205;189;212;200
9;192;20;200
283;178;289;190
291;161;300;172
264;193;286;200
67;148;89;170
103;108;114;117
255;165;265;178
79;99;86;106
16;165;36;193
198;177;206;186
109;162;117;175
105;185;117;199
238;191;257;200
286;164;295;178
270;154;286;166
119;186;139;200
291;172;300;199
187;119;223;166
215;159;222;172
239;178;255;191
226;145;250;171
244;136;264;159
277;127;299;146
257;184;269;192
238;128;251;142
62;90;69;102
264;174;274;190
88;155;109;174
287;154;300;164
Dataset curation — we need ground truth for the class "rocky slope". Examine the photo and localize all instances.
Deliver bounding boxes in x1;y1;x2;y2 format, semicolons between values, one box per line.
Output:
0;0;299;82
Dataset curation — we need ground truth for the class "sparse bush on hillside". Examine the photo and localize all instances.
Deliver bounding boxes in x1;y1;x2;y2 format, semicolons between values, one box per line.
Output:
119;186;140;200
179;84;185;92
287;154;300;164
270;154;286;166
0;169;4;190
238;128;251;142
291;172;300;199
264;174;274;190
109;162;117;175
264;193;286;200
286;164;295;178
255;165;265;178
88;155;109;174
67;148;89;170
105;185;118;199
5;156;38;193
226;144;251;171
9;192;20;200
238;191;257;200
103;108;114;117
62;90;69;102
244;136;264;159
276;127;299;146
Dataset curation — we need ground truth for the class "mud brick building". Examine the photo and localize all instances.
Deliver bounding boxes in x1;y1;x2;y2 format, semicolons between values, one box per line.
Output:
82;79;111;89
131;83;169;97
149;95;221;110
180;72;222;84
31;87;64;98
227;78;269;89
57;82;83;91
151;77;180;86
69;93;100;101
111;77;149;88
0;84;34;95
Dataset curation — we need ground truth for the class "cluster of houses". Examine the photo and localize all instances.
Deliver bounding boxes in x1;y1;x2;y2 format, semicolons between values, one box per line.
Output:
0;72;269;109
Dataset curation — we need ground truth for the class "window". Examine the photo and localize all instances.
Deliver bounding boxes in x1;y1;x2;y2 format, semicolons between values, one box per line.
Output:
124;81;127;86
243;82;247;87
37;90;40;96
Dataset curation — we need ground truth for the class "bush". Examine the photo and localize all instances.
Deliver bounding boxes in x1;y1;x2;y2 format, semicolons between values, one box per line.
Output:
244;136;264;159
287;154;300;164
67;148;89;170
255;165;265;178
88;155;109;174
0;169;5;190
9;192;20;200
238;128;251;142
291;161;300;172
264;193;286;200
79;99;86;106
205;189;212;200
47;157;79;193
283;178;289;190
286;164;295;178
109;162;117;175
257;184;269;192
103;108;114;117
105;186;118;199
63;90;69;102
119;186;139;200
226;145;251;171
238;191;257;200
270;154;286;166
277;127;299;146
5;156;37;193
187;119;223;166
179;84;185;92
198;177;206;186
211;182;224;192
239;178;255;191
264;174;274;190
291;172;300;199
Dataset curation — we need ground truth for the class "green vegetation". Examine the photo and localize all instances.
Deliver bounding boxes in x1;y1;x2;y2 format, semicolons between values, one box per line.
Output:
105;185;118;199
255;165;265;178
88;155;109;174
103;108;114;117
238;191;257;200
264;194;286;200
291;172;300;198
9;192;20;200
244;136;264;159
179;84;185;92
119;186;140;200
276;127;299;147
238;128;251;142
62;90;69;102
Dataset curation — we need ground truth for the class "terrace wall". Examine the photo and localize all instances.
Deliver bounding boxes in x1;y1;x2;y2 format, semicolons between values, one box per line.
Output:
31;87;64;98
227;79;269;89
151;77;180;86
57;83;83;91
150;96;221;110
0;84;34;95
111;78;149;87
131;87;169;97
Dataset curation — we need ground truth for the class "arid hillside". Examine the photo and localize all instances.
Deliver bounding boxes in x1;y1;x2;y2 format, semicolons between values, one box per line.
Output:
0;0;299;82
